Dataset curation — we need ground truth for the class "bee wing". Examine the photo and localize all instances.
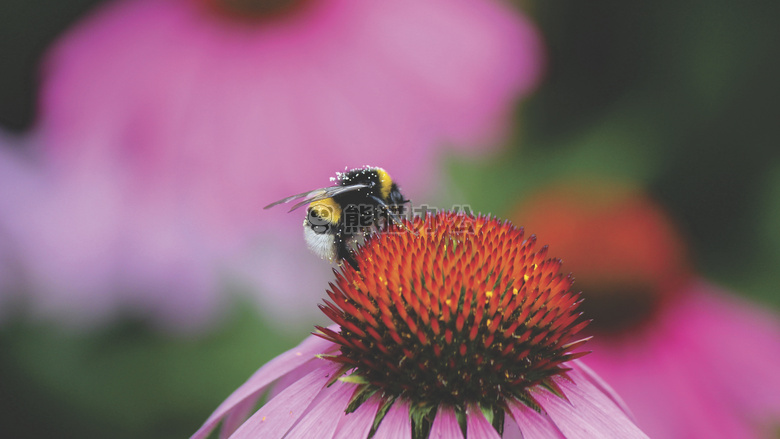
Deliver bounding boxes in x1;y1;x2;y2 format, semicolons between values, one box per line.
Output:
263;189;323;210
287;184;371;212
264;184;371;212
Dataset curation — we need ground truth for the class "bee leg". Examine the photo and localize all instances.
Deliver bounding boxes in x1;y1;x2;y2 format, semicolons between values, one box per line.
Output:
339;245;359;271
334;228;360;271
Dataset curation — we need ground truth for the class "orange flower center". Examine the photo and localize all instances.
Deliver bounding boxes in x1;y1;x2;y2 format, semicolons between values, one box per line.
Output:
317;212;589;423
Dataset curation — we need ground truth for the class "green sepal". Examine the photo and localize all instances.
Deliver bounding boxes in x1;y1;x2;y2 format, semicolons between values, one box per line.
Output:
345;384;376;414
491;406;505;436
325;364;354;387
410;403;436;439
456;409;467;436
480;404;494;424
339;374;369;385
369;396;397;438
514;391;544;414
539;378;570;403
476;404;504;436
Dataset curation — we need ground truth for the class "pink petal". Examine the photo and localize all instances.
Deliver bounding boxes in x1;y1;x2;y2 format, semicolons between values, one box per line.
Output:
465;404;501;439
285;381;356;439
373;399;412;439
429;405;464;439
228;363;339;438
219;396;261;439
585;280;780;438
191;333;337;439
506;400;565;439
570;359;635;421
332;397;380;439
264;348;336;400
639;333;753;438
535;366;649;438
500;415;524;439
678;284;780;415
588;338;754;438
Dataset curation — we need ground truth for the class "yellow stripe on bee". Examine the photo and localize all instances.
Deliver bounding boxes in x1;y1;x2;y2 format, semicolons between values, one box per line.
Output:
309;198;342;223
375;168;393;200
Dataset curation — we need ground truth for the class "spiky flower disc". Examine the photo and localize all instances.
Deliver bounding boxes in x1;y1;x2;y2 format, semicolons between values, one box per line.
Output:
316;212;589;434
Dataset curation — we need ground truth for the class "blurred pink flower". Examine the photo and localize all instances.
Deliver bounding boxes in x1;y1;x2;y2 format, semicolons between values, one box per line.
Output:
512;180;780;438
0;0;543;330
0;132;34;319
192;212;648;438
0;133;223;330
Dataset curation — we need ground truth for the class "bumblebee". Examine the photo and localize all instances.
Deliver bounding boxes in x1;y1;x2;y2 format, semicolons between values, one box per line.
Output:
264;166;409;269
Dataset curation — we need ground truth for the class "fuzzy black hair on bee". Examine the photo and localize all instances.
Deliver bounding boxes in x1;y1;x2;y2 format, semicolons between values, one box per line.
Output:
264;166;409;270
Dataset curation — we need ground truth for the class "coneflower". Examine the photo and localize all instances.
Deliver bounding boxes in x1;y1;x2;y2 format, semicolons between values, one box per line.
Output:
192;212;647;438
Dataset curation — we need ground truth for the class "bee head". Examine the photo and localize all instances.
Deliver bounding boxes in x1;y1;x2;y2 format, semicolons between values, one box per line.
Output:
306;198;341;234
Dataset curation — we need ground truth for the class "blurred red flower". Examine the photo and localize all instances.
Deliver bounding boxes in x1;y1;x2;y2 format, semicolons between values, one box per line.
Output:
512;180;780;438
